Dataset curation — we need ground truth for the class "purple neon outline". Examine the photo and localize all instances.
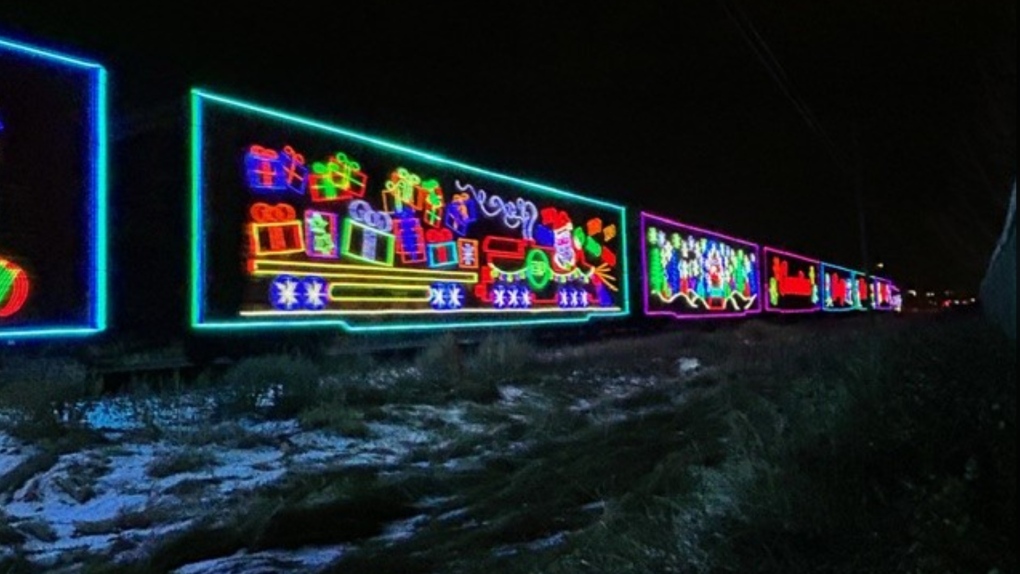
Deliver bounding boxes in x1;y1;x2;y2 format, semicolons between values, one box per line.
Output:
761;246;822;314
304;209;339;259
640;211;763;320
819;261;868;312
869;275;898;311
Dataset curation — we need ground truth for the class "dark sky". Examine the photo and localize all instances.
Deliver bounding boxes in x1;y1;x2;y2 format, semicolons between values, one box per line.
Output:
1;1;1015;294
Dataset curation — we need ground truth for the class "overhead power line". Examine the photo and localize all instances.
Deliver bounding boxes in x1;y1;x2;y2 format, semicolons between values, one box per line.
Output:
718;0;873;276
717;0;854;176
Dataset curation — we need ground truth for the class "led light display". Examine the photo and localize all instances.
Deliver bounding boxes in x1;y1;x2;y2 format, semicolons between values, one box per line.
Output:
870;276;901;312
640;212;761;319
820;262;869;312
762;247;821;313
191;90;628;331
0;36;107;339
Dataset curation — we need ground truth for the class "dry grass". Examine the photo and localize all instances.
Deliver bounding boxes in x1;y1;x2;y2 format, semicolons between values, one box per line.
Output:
146;450;216;479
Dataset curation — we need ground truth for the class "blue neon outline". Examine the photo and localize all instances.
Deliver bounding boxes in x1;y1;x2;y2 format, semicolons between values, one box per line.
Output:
819;262;868;313
189;89;630;332
0;36;107;340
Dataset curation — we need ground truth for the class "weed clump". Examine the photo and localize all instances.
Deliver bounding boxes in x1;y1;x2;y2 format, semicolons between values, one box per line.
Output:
297;403;369;437
412;331;535;403
467;331;536;384
414;333;465;386
146;450;216;479
0;359;91;442
217;353;322;419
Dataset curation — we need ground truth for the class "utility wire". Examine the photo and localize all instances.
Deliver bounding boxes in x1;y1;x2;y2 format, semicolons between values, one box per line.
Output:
718;0;854;175
719;0;874;275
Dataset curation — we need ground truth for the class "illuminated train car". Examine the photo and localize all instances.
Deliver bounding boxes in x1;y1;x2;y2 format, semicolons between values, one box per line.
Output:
191;90;629;333
640;211;761;320
820;262;870;312
0;36;107;340
762;246;822;314
870;276;902;312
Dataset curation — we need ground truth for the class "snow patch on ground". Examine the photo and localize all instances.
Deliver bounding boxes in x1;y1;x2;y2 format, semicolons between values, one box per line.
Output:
675;357;701;376
1;359;687;571
0;364;402;568
171;545;347;574
0;433;34;482
375;514;429;544
79;393;218;432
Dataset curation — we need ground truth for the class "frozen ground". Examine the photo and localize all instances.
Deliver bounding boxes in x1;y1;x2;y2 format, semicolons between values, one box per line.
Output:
0;355;703;573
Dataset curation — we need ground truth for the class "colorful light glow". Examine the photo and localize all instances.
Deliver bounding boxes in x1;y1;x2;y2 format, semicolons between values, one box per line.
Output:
1;36;107;339
640;212;761;320
304;210;339;258
0;259;30;318
341;218;396;267
250;258;478;283
870;276;901;312
762;247;821;314
191;89;628;332
820;262;868;312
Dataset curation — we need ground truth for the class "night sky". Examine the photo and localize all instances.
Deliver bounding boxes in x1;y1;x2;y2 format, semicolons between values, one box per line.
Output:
1;1;1015;296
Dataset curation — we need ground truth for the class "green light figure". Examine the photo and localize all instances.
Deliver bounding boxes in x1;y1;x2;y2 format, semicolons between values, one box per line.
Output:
733;250;747;295
385;167;421;211
648;245;665;297
307;212;335;256
810;267;819;304
421;179;443;226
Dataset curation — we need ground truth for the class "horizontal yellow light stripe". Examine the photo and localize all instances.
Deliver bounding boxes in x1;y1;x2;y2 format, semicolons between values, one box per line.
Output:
330;296;429;303
329;282;433;291
239;307;623;317
252;259;478;283
328;284;430;304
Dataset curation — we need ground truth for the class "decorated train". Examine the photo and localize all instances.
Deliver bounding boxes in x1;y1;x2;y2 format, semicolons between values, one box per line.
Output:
1;35;901;345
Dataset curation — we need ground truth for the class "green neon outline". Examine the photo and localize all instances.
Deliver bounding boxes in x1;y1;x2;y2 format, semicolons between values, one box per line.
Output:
524;249;552;291
341;218;396;267
189;88;630;333
1;36;107;340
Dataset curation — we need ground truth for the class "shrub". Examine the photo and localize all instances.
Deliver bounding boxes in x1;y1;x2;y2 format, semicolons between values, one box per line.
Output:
177;421;277;450
218;353;322;418
297;403;370;437
414;333;465;385
0;358;91;441
467;331;536;384
146;450;216;479
318;351;378;381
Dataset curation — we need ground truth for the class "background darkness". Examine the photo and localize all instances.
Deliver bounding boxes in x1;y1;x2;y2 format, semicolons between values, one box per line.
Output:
1;1;1015;339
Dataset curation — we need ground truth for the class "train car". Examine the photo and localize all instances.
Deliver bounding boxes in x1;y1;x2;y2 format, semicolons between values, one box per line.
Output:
762;246;822;314
640;211;761;320
870;276;902;312
820;262;869;312
0;35;108;340
190;89;629;334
